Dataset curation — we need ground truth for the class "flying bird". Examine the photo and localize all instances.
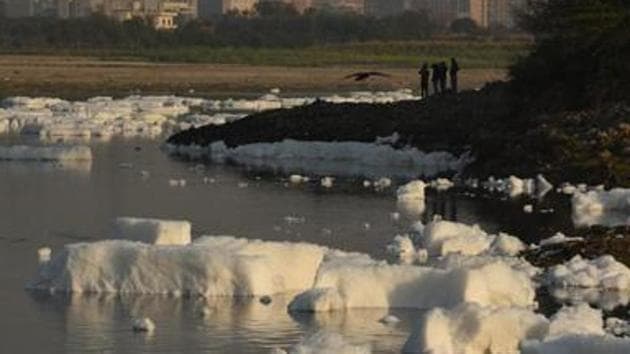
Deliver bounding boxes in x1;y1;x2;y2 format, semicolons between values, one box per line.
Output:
344;72;391;82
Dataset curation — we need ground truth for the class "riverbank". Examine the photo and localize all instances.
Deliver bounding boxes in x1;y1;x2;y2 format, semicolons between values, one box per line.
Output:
167;83;630;187
0;55;506;99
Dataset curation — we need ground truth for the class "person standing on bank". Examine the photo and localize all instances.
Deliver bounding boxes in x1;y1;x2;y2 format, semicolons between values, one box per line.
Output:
418;63;430;98
438;62;448;93
431;63;440;94
450;58;460;93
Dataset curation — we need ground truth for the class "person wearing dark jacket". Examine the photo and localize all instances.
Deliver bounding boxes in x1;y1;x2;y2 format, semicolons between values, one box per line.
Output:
450;58;460;93
431;63;440;94
418;63;430;98
438;62;448;93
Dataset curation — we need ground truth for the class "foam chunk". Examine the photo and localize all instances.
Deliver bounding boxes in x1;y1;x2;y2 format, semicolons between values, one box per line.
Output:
414;220;526;258
0;91;420;142
521;304;630;354
429;178;454;191
0;145;92;161
385;235;427;265
396;180;426;217
489;233;527;256
539;233;584;246
397;180;426;201
521;335;630;354
547;304;604;338
419;221;492;257
404;304;621;354
113;217;192;245
132;317;156;333
173;141;471;179
572;188;630;226
288;256;535;312
27;236;326;296
481;174;553;198
546;255;630;290
289;174;310;184
403;303;548;354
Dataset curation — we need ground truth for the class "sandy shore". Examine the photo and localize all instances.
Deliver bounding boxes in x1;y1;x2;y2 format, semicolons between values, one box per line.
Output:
0;55;506;98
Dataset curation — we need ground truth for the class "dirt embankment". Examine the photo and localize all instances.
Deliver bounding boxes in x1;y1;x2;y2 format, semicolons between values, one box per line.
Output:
0;55;505;99
168;83;630;187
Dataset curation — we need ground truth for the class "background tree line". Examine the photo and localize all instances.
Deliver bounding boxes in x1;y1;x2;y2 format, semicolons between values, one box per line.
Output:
509;0;630;108
0;2;517;50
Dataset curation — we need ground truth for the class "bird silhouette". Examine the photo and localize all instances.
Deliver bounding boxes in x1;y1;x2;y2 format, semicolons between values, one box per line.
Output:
344;72;391;82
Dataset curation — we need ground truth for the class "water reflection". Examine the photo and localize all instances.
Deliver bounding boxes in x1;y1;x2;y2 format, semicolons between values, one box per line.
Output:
0;160;92;174
1;137;620;354
27;292;415;353
573;211;630;228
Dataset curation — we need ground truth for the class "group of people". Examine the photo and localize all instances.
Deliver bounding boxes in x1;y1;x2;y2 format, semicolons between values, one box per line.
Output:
418;58;460;98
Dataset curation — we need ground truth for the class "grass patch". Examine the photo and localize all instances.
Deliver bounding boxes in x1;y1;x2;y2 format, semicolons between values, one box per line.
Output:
0;39;531;68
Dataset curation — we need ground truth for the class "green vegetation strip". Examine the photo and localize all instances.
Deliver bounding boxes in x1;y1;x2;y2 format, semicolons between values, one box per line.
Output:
1;40;531;68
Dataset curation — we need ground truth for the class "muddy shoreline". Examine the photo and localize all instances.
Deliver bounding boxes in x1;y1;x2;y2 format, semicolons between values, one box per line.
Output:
168;81;629;187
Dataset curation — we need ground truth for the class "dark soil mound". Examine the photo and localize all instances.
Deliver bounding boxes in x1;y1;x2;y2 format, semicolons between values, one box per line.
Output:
167;83;629;186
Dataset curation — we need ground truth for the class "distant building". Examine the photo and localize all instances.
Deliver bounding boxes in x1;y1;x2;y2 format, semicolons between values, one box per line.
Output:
362;0;523;28
33;0;57;16
199;0;316;17
365;0;405;17
261;0;313;13
55;0;197;29
311;0;364;14
56;0;105;19
3;0;34;17
220;0;258;14
459;0;524;29
198;0;220;17
153;11;177;28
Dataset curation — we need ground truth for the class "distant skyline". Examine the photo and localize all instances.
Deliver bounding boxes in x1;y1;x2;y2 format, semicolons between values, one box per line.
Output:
1;0;525;29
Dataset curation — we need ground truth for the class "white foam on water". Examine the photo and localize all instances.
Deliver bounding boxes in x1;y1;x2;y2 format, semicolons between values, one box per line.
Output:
28;236;327;297
481;174;553;198
396;180;427;218
403;303;548;354
546;255;630;290
572;188;630;226
132;317;156;333
405;303;630;354
412;220;526;258
0;145;92;161
169;141;471;179
288;253;535;312
539;232;584;246
1;90;420;142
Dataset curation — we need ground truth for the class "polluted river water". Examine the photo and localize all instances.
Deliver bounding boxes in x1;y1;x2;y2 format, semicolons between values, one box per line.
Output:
1;93;629;354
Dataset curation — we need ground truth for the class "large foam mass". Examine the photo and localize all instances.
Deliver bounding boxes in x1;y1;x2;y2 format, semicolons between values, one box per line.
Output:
28;236;326;296
402;303;548;354
189;140;471;178
288;254;535;312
